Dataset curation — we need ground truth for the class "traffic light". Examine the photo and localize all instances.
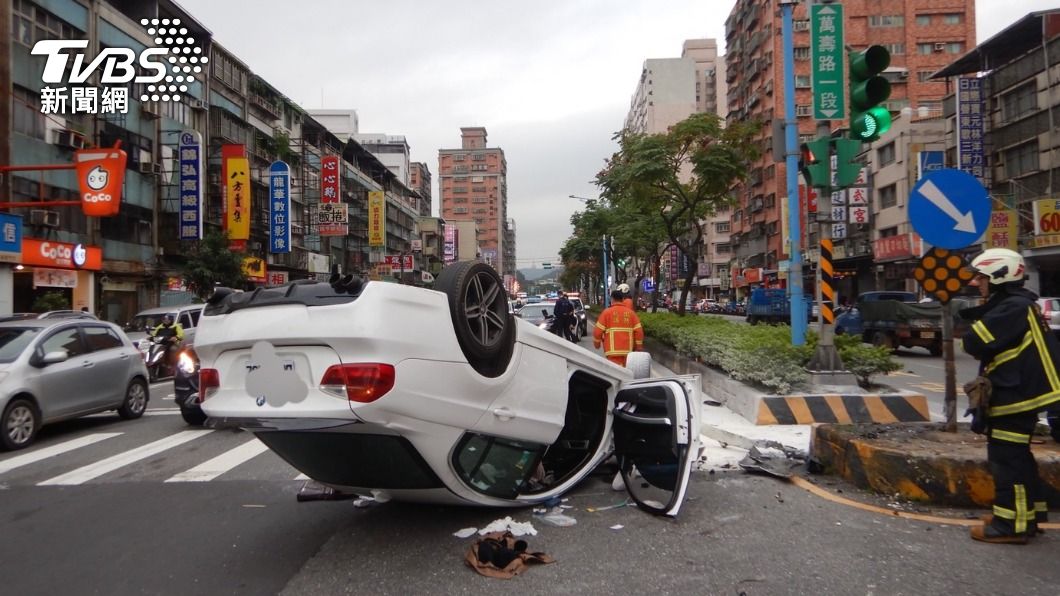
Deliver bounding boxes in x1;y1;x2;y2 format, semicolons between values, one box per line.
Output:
848;46;892;142
834;138;863;187
799;138;831;188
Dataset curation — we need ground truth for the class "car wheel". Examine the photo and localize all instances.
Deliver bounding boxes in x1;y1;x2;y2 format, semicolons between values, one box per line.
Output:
435;261;515;377
118;379;148;420
2;398;39;451
180;406;207;426
625;352;651;379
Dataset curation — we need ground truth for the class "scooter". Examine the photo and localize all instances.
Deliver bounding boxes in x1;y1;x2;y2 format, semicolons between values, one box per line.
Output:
140;335;179;382
538;309;578;343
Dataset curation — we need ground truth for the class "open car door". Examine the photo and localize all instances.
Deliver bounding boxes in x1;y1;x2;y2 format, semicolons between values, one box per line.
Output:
613;376;701;516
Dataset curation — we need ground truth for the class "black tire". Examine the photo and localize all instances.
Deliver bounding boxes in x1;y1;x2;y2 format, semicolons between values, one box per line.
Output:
434;261;515;377
929;342;943;357
180;406;207;426
2;398;39;451
118;378;149;420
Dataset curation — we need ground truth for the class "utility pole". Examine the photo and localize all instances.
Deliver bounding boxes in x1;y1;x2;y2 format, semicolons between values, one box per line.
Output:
780;0;806;346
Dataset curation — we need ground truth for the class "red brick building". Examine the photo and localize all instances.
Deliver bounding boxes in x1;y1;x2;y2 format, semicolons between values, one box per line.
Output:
438;127;511;276
724;0;975;295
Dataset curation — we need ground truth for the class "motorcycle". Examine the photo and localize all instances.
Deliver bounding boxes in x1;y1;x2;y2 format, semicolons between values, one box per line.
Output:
538;309;578;343
140;335;180;382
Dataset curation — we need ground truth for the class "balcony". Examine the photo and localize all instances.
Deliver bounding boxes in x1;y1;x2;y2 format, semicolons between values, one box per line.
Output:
250;93;283;120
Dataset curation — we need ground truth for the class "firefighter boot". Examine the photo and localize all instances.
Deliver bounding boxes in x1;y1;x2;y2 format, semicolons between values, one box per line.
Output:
970;523;1030;544
979;514;1043;536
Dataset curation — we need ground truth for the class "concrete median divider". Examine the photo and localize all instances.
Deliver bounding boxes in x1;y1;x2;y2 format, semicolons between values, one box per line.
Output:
642;335;930;425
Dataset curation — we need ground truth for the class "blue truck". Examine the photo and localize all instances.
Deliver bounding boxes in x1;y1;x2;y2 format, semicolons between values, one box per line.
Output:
745;288;813;325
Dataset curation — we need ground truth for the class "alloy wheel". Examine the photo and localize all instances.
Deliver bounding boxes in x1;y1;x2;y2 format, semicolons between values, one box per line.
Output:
6;404;35;446
463;271;507;348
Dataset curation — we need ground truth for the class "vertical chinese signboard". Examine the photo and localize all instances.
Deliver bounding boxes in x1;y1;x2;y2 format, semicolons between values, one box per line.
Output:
368;191;385;246
810;3;844;119
318;203;349;236
222;144;249;246
179;131;202;240
443;223;456;264
321;156;340;204
957;77;986;183
983;209;1018;250
848;186;869;226
269;161;291;253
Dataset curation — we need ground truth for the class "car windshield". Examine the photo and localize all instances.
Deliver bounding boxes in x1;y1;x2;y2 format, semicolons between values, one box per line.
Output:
125;314;175;333
0;327;43;363
570;299;584;311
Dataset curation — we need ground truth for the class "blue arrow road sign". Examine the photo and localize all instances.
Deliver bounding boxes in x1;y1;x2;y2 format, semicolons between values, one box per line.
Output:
909;168;992;249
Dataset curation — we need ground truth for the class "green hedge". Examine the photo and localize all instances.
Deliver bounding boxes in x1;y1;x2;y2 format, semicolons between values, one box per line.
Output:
636;312;901;393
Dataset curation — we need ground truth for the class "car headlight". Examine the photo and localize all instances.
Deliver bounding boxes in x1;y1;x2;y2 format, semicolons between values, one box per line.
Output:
538;321;549;330
177;350;199;375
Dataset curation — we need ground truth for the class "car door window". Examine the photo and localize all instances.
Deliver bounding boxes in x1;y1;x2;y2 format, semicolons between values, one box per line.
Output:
40;327;87;358
82;326;124;352
180;312;193;329
453;433;545;499
189;309;201;327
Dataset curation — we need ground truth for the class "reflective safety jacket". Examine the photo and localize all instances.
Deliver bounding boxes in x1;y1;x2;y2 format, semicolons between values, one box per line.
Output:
961;287;1060;417
593;304;644;362
151;322;184;342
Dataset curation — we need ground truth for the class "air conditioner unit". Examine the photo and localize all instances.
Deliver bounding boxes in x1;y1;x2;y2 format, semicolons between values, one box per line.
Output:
54;129;87;150
898;71;909;79
29;209;59;227
138;162;163;175
934;42;946;52
188;99;207;110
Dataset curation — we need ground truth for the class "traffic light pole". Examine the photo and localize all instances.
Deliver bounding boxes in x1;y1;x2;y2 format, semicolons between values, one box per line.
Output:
807;121;856;384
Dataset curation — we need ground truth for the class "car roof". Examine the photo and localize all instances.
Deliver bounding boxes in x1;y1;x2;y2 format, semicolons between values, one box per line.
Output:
0;318;118;331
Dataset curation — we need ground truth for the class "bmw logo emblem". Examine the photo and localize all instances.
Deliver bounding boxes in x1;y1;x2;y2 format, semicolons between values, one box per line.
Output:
255;396;266;407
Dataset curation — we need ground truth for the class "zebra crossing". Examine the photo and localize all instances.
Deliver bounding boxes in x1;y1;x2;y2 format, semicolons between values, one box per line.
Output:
0;423;311;487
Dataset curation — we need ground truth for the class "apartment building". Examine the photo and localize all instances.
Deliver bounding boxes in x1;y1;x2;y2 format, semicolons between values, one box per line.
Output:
409;161;432;217
724;0;976;297
437;127;510;277
934;10;1060;296
623;39;730;298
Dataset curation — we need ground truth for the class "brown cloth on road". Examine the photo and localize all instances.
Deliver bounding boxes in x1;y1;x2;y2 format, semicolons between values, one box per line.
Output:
464;531;555;579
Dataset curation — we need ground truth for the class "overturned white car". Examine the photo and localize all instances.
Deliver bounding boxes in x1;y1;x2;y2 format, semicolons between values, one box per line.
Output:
193;261;701;515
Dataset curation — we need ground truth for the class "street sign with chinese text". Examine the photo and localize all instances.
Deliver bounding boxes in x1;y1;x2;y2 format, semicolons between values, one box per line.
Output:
956;77;986;182
983;209;1018;251
384;255;413;270
316;202;348;237
320;155;340;203
810;3;845;119
0;213;23;261
368;191;386;246
178;131;202;240
269;161;291;253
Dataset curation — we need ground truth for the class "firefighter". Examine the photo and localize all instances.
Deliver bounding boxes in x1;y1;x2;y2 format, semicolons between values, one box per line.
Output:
616;283;635;311
960;248;1060;544
593;289;644;366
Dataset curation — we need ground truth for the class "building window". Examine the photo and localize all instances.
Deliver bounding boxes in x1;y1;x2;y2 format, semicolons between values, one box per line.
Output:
916;15;931;26
947;42;964;54
13;86;45;140
880;226;898;238
1001;81;1038;123
795;75;811;88
943;13;963;25
879;184;897;209
868;15;904;27
793;19;809;32
796;104;812;116
877;143;896;166
453;154;465;161
919;100;942;113
881;44;905;56
917;43;935;55
1003;141;1039;179
918;70;935;82
715;221;730;233
715;243;731;254
472;153;486;161
883;99;909;111
793;47;810;60
12;0;82;48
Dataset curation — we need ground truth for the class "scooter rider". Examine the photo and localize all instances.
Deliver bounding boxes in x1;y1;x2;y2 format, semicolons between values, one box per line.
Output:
150;314;184;367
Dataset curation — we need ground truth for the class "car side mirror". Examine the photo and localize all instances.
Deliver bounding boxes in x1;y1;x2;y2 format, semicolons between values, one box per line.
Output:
38;350;69;366
542;309;549;318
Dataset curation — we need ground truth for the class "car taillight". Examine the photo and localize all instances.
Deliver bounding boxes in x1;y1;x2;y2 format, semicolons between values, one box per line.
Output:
319;363;395;403
198;368;220;403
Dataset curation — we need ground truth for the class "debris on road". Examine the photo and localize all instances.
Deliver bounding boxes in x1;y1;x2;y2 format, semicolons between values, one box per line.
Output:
465;531;555;579
738;440;807;479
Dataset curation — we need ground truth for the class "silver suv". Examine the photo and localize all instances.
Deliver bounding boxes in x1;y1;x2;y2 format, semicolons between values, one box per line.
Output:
123;304;204;346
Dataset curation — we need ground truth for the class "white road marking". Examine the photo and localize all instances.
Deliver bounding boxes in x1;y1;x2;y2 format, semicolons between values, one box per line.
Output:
0;433;123;476
144;409;181;416
38;430;213;486
165;438;269;482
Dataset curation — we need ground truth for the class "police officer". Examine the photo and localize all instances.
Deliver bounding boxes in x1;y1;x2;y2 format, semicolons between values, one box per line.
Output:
960;248;1060;544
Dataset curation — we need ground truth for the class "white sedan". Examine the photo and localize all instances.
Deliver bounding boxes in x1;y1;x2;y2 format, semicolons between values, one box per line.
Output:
193;261;701;516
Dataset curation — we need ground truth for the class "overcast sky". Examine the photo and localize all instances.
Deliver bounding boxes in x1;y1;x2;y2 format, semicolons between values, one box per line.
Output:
176;0;1056;269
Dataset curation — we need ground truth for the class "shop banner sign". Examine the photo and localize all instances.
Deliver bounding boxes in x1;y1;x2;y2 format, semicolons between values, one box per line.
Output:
0;213;22;262
318;203;349;237
269;161;291;253
222;144;250;243
178;131;203;240
34;267;77;288
321;156;340;203
983;209;1018;251
267;271;289;286
368;191;386;246
956;77;986;182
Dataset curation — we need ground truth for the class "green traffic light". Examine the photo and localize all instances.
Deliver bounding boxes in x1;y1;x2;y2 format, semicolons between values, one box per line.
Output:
848;45;892;142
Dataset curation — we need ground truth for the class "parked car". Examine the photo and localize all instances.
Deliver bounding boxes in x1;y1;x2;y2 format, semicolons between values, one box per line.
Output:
192;261;702;516
0;318;149;450
0;311;98;323
1037;297;1060;332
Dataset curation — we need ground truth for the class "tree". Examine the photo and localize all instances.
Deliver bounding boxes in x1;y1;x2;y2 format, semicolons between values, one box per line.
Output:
179;229;248;300
596;113;761;315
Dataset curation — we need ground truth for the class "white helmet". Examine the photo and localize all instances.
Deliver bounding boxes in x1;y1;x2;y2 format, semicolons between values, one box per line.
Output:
970;248;1025;285
617;283;630;294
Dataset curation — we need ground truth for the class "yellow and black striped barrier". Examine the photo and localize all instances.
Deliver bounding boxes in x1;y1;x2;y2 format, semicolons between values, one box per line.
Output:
820;237;835;325
755;393;931;425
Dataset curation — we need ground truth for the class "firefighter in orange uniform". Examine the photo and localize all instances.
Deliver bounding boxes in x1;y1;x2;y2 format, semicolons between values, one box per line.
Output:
593;289;644;366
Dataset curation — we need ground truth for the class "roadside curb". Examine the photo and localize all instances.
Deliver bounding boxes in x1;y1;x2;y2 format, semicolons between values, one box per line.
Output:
810;423;1060;508
642;335;930;425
